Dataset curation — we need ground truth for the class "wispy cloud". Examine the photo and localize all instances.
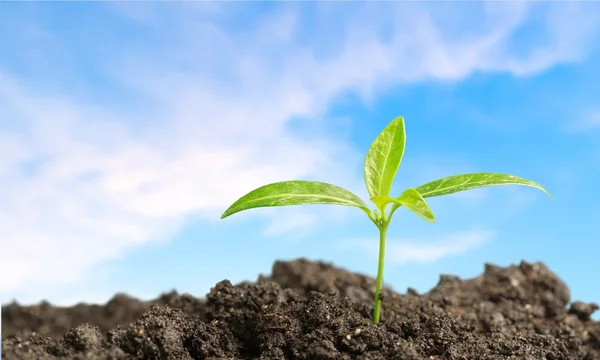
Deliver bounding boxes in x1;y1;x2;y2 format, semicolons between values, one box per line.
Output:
263;210;319;237
1;2;598;301
340;229;496;265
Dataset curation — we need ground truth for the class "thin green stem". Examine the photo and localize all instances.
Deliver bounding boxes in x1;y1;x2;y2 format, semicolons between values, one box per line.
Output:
387;205;399;224
372;223;388;323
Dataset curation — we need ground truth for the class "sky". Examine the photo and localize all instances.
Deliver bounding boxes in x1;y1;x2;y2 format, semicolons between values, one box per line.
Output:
1;2;599;321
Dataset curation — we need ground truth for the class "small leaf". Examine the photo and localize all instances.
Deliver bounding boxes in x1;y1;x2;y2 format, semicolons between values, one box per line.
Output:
415;173;552;199
221;180;369;219
389;189;435;223
370;195;392;211
364;116;406;199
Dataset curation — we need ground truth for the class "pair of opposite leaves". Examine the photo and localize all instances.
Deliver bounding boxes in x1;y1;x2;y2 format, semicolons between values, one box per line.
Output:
221;116;551;223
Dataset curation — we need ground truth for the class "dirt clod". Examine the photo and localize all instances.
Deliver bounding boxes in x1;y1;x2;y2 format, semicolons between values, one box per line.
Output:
2;258;599;359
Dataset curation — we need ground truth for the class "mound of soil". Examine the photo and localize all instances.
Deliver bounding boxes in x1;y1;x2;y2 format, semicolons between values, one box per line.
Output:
2;258;599;359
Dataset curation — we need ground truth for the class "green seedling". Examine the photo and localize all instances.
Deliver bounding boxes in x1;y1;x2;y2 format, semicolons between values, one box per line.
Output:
221;116;551;323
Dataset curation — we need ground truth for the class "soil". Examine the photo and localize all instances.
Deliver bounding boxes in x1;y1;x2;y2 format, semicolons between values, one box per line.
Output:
2;258;599;359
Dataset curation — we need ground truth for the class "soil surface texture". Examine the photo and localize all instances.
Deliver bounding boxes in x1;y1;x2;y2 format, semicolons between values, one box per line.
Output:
2;258;599;359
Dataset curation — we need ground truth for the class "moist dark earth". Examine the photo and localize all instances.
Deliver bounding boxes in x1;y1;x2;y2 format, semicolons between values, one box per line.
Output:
2;259;599;359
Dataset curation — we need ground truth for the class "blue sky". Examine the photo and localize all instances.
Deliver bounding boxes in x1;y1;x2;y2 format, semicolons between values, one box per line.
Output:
1;2;599;320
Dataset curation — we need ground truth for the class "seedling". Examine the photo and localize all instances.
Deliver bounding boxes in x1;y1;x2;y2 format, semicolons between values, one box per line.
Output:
221;116;551;323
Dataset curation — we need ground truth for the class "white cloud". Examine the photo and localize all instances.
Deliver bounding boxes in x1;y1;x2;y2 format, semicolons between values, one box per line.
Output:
1;2;599;302
340;229;496;265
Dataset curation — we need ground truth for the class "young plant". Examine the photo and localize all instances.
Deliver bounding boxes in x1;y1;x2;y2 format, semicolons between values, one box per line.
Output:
221;116;551;324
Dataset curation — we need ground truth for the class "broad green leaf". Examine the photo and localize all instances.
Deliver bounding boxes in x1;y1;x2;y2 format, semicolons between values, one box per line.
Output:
221;180;369;219
388;189;435;223
415;172;552;199
364;116;406;199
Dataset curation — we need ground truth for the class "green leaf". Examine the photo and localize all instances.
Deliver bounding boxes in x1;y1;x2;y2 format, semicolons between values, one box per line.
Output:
221;180;370;219
415;172;552;199
370;195;392;211
388;189;435;223
364;116;406;199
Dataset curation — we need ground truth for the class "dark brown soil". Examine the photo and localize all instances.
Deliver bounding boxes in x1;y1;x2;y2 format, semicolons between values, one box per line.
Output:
2;258;599;359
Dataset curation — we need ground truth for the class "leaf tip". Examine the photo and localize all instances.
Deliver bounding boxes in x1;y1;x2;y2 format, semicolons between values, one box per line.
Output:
220;208;233;219
423;212;436;223
537;186;552;198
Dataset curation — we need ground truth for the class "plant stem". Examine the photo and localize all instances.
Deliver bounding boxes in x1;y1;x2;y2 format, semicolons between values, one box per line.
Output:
372;223;388;323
